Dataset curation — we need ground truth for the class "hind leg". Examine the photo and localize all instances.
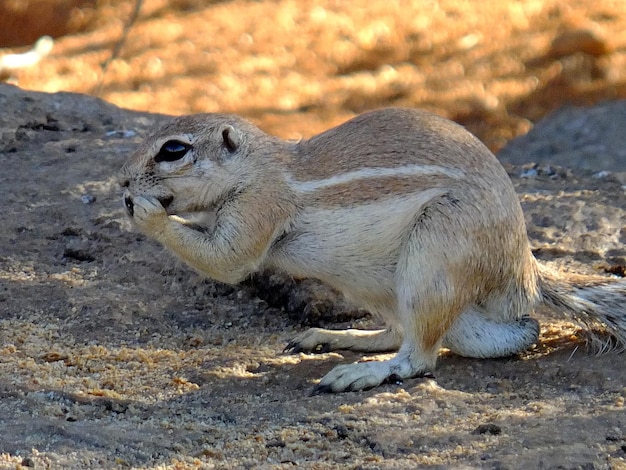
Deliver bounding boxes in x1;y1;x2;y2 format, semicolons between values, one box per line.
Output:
314;239;465;393
442;307;539;358
313;277;462;393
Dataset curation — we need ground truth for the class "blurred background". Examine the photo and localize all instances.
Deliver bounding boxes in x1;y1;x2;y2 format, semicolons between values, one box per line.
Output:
0;0;624;150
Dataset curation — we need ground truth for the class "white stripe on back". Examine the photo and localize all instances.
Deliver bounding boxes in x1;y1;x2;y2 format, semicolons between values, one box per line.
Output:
285;164;463;192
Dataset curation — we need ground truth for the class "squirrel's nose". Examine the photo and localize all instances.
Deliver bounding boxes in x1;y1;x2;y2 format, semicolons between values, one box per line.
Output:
123;194;134;217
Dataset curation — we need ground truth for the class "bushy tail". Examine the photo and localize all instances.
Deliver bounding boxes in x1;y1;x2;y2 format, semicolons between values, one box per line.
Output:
538;264;626;352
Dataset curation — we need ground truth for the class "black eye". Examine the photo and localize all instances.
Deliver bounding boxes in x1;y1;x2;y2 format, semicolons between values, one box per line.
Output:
154;140;191;163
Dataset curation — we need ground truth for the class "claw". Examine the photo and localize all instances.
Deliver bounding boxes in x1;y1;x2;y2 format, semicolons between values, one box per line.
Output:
383;373;403;385
312;379;376;395
310;383;334;396
283;341;332;355
283;342;302;354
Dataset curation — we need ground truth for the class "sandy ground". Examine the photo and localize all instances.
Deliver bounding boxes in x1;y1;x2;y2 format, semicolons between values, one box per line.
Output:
1;0;626;468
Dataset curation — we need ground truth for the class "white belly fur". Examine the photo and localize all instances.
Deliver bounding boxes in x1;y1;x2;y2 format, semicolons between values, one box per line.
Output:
269;189;445;305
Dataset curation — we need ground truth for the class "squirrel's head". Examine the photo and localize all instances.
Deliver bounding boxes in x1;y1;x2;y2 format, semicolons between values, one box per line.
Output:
119;113;262;219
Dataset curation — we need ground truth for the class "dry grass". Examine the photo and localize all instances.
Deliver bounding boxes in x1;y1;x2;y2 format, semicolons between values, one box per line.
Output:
3;0;626;150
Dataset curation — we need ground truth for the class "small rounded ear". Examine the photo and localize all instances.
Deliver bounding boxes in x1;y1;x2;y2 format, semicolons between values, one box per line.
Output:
221;125;240;154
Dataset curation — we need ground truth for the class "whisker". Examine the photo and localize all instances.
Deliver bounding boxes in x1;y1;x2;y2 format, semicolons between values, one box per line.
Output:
159;175;205;180
567;345;578;362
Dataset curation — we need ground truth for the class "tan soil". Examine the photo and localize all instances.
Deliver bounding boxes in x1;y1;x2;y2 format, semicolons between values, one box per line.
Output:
1;0;626;468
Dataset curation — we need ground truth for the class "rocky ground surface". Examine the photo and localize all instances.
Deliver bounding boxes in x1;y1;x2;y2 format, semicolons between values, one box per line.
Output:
1;0;626;469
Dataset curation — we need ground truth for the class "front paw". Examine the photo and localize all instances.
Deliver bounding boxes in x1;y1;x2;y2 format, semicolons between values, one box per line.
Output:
128;195;169;234
312;362;395;394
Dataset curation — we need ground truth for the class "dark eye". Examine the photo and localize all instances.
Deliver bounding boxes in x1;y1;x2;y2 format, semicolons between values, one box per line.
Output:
154;140;191;163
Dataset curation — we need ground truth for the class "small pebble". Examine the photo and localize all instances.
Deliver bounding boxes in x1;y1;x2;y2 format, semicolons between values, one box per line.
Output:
472;423;502;435
81;194;96;204
543;165;556;176
520;168;538;178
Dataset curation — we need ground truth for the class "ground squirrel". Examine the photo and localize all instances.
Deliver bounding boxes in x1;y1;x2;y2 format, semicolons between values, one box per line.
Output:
119;108;626;393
